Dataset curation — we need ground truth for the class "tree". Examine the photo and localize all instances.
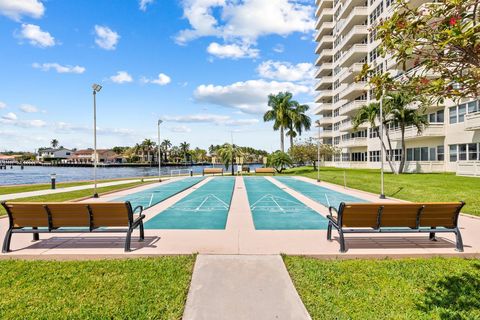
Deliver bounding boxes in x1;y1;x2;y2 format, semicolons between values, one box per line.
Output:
179;142;190;164
264;92;295;153
268;151;292;173
141;139;156;164
387;92;429;173
50;139;59;149
352;102;397;173
217;143;243;175
161;139;172;162
362;0;480;100
287;102;312;149
190;147;207;163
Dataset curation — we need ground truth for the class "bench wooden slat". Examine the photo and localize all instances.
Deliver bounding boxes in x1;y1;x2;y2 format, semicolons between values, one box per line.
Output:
254;168;275;174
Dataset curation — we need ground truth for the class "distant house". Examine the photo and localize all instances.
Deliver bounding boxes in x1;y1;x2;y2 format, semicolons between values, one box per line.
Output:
0;154;16;162
37;148;73;161
68;149;125;163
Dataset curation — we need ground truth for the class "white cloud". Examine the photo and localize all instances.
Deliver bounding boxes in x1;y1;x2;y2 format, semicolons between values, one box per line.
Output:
110;71;133;84
273;44;284;53
142;73;171;86
18;23;55;47
139;0;154;11
193;79;310;114
2;112;17;120
94;25;119;50
23;119;46;127
0;101;6;109
207;42;259;59
175;0;314;44
170;125;192;133
19;104;38;113
0;0;44;21
32;62;86;74
163;113;258;126
257;60;315;82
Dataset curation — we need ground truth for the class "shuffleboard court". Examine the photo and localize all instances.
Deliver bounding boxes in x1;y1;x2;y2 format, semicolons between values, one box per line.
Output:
112;177;204;209
275;177;368;209
145;177;235;229
244;177;328;230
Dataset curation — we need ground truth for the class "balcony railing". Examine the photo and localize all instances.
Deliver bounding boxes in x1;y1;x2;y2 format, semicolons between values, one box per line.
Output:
465;112;480;131
340;137;367;147
390;124;445;140
339;100;366;116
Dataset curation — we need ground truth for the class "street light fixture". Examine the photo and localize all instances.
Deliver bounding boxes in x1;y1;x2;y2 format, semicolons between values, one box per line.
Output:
92;83;102;198
157;119;163;182
379;90;386;199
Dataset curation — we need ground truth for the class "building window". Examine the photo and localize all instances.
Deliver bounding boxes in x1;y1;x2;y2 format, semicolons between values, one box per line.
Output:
468;101;479;113
449;145;457;162
334;108;340;117
449;106;457;124
458;104;466;122
428;110;444;123
351;152;367;162
437;146;444;161
450;100;479;124
387;149;402;161
370;2;384;23
334;122;340;131
342;153;350;162
468;143;478;160
369;150;380;162
334;136;341;145
369;46;379;62
334;154;341;162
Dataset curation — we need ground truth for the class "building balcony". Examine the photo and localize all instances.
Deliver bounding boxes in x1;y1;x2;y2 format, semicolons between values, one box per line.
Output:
321;129;334;138
315;90;334;102
338;44;368;67
315;22;334;41
316;8;334;28
338;0;369;20
316;0;334;16
313;102;334;114
339;120;367;132
337;63;364;84
334;25;368;53
465;112;480;131
319;117;334;126
339;81;367;100
315;48;334;65
340;137;368;148
315;35;334;53
339;100;367;116
315;76;334;90
390;124;446;141
315;63;333;78
336;7;368;36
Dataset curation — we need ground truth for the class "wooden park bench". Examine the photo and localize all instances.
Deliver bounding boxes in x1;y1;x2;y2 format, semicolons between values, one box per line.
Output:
327;202;465;252
1;201;145;253
254;167;276;175
203;168;223;176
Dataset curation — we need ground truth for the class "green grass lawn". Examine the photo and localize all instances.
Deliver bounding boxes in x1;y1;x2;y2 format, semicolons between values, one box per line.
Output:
0;181;150;216
284;166;480;216
0;256;195;319
284;256;480;320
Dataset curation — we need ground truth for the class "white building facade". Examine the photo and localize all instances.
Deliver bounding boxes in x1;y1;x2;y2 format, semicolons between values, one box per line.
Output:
314;0;480;176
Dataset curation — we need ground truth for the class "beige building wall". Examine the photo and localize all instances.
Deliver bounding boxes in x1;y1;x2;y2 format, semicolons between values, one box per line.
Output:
314;0;480;175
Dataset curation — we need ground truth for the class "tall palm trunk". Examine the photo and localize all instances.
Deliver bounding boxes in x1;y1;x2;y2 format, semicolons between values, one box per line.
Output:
280;127;285;152
290;135;294;150
398;125;406;174
375;127;396;173
383;126;398;174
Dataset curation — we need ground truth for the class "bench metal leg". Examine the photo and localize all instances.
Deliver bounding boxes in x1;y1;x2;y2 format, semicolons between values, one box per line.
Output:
454;228;464;252
429;227;437;241
327;221;332;241
2;229;12;253
139;221;145;242
124;228;132;252
32;227;39;241
338;229;346;253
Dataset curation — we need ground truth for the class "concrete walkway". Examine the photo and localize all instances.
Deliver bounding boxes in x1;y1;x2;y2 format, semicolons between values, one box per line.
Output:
183;255;311;320
0;177;162;201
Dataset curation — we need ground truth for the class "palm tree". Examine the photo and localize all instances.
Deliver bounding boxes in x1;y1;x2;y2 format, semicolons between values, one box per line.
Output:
161;139;172;162
50;139;59;149
353;102;397;173
217;143;243;175
387;92;429;173
141;139;156;164
268;151;293;173
180;142;190;165
288;102;311;149
264;92;295;152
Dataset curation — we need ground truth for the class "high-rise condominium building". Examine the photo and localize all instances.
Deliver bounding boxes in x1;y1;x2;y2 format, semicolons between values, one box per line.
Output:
314;0;480;176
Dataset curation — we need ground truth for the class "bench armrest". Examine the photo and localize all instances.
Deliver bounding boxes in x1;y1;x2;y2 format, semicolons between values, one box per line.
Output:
133;205;144;215
328;206;339;223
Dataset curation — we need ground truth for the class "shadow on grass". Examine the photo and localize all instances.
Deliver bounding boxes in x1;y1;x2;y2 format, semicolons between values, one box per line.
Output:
417;263;480;319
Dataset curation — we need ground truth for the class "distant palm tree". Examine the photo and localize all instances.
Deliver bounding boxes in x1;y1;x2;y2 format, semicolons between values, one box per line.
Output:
387;92;429;173
264;92;295;153
217;143;243;175
287;102;311;149
141;139;156;164
161;139;172;162
180;142;190;164
50;139;59;149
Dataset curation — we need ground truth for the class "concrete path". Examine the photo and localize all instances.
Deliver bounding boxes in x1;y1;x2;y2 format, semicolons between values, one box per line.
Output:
0;177;162;201
183;255;311;320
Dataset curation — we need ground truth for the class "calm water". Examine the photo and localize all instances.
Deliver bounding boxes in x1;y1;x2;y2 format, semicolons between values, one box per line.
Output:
0;164;262;186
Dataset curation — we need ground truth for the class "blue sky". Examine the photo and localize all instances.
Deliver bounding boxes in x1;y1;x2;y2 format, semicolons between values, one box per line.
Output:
0;0;317;152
